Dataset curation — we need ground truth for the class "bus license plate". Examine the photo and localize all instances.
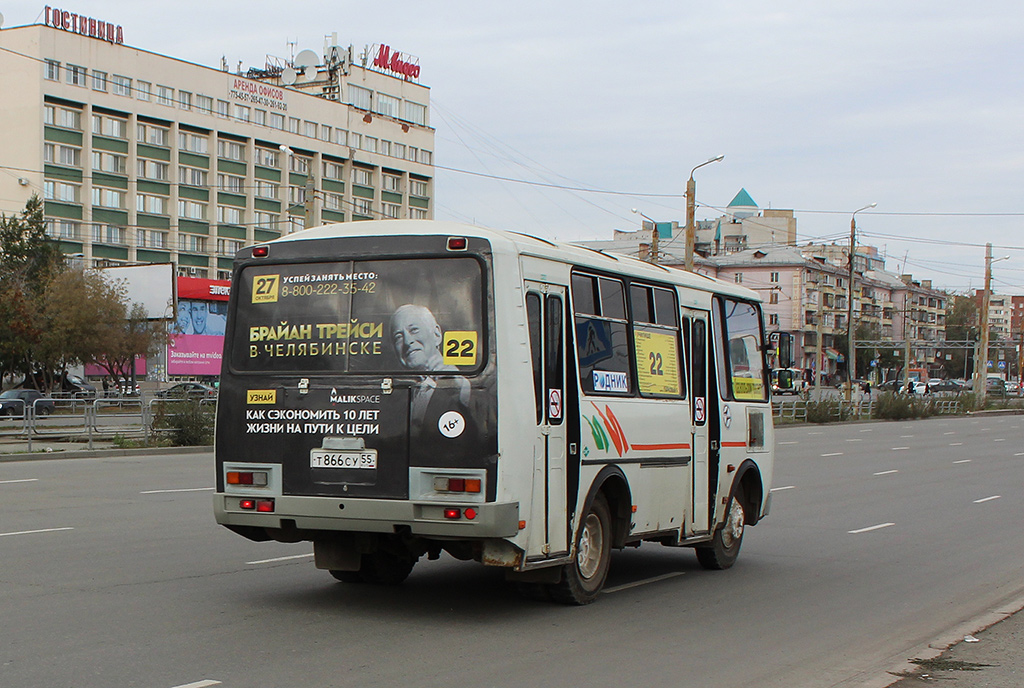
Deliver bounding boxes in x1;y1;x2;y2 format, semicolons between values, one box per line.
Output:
310;449;377;469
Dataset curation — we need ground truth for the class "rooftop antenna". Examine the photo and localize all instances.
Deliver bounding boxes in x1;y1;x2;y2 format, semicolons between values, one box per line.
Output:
287;39;297;63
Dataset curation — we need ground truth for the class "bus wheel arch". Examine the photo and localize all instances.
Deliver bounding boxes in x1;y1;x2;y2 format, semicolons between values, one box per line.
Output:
733;459;764;526
585;467;632;548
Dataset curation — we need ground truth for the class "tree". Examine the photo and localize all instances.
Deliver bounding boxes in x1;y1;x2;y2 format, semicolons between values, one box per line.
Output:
942;295;979;379
93;302;168;391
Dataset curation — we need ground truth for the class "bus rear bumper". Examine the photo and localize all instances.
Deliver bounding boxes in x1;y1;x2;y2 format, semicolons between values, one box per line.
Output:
214;493;521;539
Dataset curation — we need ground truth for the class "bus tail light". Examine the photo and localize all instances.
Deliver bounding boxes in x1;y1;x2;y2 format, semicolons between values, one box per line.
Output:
238;498;274;512
447;237;468;251
252;245;269;257
444;508;461;520
227;471;268;487
433;476;482;494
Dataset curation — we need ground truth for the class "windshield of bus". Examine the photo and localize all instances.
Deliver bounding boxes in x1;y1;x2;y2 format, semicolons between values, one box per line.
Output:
231;258;484;375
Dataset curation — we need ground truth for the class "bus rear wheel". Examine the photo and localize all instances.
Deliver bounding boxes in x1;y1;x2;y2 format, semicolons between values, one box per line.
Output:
696;487;745;570
551;492;611;605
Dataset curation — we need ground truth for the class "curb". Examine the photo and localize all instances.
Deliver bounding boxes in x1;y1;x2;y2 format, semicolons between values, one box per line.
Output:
0;445;213;462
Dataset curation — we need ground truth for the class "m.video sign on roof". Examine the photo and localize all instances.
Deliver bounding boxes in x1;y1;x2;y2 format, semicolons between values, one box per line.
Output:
371;44;420;80
44;6;124;45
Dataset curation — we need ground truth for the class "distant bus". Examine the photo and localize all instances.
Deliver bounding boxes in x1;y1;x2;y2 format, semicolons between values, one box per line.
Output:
213;221;775;604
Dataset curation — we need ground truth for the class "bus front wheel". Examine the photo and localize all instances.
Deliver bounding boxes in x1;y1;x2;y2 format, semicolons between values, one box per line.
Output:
551;492;612;605
696;487;745;570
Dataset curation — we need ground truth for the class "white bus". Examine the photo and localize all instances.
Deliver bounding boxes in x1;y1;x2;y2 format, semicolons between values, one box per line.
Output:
214;220;774;604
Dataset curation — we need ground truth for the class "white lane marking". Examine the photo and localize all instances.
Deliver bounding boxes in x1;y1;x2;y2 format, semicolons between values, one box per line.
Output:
874;470;899;476
171;681;222;688
1015;452;1024;457
845;438;862;442
770;485;796;492
900;434;914;438
808;432;823;436
0;478;39;484
974;496;1001;504
943;432;956;435
859;428;873;433
849;523;895;534
0;527;74;538
953;459;972;464
892;446;910;451
247;553;314;565
949;442;964;446
604;571;685;593
994;438;1005;442
778;441;799;445
821;452;844;457
140;487;215;494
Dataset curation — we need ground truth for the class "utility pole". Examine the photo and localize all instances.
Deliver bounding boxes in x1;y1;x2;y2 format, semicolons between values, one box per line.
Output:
304;173;317;229
684;155;723;272
815;276;823;399
975;243;994;407
846;203;876;400
902;295;911;392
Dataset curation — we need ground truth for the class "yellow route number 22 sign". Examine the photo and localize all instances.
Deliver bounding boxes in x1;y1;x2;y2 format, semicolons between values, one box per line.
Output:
633;328;681;396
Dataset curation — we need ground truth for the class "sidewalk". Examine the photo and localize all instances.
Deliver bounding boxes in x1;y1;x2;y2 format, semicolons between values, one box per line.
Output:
0;436;211;460
885;594;1024;687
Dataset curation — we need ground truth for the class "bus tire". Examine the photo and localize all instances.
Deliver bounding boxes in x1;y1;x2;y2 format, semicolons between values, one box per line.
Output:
358;551;415;585
695;486;745;570
551;492;611;605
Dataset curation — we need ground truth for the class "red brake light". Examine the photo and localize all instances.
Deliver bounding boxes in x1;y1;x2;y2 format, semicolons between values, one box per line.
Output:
239;499;255;510
447;237;468;251
464;508;477;520
252;245;269;257
256;499;275;513
443;508;461;520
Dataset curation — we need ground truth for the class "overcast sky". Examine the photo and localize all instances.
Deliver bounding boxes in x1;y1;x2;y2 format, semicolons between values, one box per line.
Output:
5;0;1024;293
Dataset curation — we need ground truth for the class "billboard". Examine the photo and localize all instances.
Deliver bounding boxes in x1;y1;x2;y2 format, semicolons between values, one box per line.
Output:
96;263;175;320
167;276;230;376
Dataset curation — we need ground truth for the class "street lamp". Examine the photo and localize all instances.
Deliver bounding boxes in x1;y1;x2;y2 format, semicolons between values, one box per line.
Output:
845;202;876;400
974;244;1010;407
631;208;658;263
685;155;724;272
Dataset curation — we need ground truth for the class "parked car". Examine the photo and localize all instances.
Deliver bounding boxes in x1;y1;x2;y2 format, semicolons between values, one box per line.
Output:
62;374;97;398
155;382;217;400
927;379;962;394
876;379;901;392
1006;380;1021;397
985;377;1007;397
0;389;55;416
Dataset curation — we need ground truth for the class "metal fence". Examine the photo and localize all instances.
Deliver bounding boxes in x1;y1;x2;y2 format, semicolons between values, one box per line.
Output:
772;396;963;422
0;396;216;452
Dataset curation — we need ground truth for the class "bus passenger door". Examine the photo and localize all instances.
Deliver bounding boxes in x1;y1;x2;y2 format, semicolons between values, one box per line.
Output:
525;283;569;558
682;309;710;535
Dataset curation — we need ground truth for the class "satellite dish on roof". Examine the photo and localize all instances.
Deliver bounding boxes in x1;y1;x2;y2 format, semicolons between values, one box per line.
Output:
281;67;297;86
294;49;319;82
0;12;5;29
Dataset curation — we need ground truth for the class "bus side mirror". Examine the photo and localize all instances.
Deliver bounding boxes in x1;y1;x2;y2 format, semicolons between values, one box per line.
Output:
777;333;793;369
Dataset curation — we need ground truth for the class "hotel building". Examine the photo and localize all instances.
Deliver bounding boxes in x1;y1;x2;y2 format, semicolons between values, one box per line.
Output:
0;14;435;279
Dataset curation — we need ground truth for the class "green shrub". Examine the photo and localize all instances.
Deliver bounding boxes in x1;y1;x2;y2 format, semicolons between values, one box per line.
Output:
806;398;848;423
872;392;935;420
155;400;214;446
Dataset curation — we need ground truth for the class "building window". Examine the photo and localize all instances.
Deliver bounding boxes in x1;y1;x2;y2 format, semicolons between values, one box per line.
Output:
382;202;401;219
348;84;372;110
254;109;266;126
44;180;80;203
92;151;127;174
380;140;391;157
179;234;208;253
46;105;81;130
233;105;250;122
217;238;244;256
178;200;208;220
91;70;108;92
770;271;780;283
352;167;372;186
349;133;362;149
137;228;168;249
364;137;378;153
46;143;81;167
410;179;428;197
769;313;779;326
269;112;285;130
392;143;405;159
375;93;400;118
155;85;174;106
323;161;344;180
93;114;127;138
136;81;151;101
111;74;131;96
304;121;317;138
254;180;279;199
44;59;60;81
404;101;427;126
333;129;348;146
217;206;244;225
178;132;209;154
48;220;80;239
418;149;432;165
254;147;278;167
217;100;230;118
179;166;208;187
66;64;87;86
352;198;372;217
288;117;300;134
769;291;779;305
93;224;126;245
217;174;245;193
324;193;343;210
92;187;126;209
196;95;214;113
383;174;401;192
254;211;276;229
178;91;192;110
410;207;428;219
137;159;169;181
734;273;743;284
288;186;306;205
217;140;246;162
289;156;309;174
138;123;169;147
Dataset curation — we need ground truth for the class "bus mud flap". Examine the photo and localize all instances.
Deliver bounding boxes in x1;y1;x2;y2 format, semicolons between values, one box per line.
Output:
481;539;523;568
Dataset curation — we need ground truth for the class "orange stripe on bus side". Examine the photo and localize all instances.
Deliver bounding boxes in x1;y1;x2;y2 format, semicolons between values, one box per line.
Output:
630;443;691;451
721;441;747;447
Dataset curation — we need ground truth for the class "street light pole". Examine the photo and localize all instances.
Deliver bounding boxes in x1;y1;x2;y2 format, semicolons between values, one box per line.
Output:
974;244;1010;407
685;155;724;272
846;202;876;400
631;208;658;264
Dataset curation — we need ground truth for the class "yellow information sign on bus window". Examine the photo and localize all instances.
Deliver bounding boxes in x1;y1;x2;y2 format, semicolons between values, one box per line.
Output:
252;274;279;304
732;376;766;400
633;328;681;397
442;331;478;366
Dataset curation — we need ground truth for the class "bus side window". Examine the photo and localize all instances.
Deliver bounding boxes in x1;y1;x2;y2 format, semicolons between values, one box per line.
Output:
545;294;564;425
527;292;543;424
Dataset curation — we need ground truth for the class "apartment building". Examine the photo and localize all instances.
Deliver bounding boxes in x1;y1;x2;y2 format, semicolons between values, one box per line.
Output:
0;18;434;278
